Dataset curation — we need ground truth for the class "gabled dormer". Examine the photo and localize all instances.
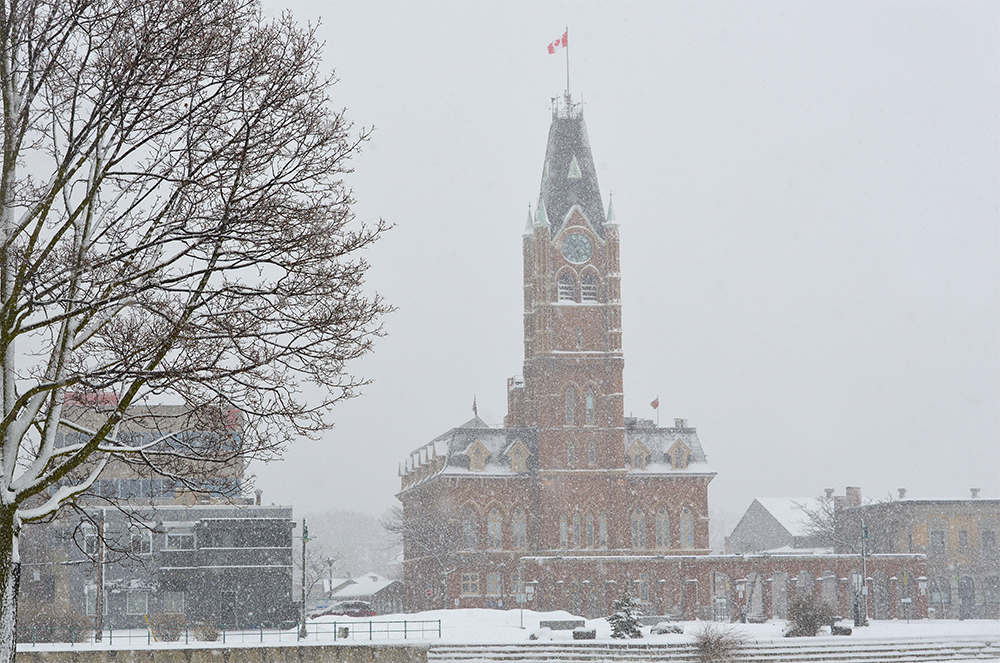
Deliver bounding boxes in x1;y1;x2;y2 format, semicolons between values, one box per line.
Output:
466;440;491;472
667;438;690;469
506;439;531;473
627;440;650;470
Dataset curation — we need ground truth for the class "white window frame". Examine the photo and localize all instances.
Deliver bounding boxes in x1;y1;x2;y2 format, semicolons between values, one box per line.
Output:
127;590;148;615
165;527;195;551
485;573;502;596
460;573;479;596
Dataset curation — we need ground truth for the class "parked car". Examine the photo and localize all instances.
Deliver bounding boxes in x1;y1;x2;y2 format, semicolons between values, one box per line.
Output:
322;600;375;618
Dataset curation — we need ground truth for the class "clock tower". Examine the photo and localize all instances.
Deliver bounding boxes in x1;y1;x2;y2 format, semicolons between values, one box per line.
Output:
505;94;627;549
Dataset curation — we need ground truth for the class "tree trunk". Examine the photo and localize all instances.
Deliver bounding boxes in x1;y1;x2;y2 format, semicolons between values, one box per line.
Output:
0;505;20;663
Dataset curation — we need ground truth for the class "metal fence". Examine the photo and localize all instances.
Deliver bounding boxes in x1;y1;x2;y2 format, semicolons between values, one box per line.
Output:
16;619;442;647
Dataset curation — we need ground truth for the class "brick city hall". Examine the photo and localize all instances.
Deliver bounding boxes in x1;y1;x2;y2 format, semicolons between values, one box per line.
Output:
396;96;925;621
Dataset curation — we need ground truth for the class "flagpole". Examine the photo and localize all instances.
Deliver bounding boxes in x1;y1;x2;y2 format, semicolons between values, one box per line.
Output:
656;395;659;427
565;26;570;96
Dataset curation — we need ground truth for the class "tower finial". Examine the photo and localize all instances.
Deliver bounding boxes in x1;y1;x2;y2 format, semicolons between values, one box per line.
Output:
606;192;617;227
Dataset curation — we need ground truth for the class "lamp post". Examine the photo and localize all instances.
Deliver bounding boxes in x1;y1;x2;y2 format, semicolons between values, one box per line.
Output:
857;518;869;626
94;509;105;642
299;519;310;639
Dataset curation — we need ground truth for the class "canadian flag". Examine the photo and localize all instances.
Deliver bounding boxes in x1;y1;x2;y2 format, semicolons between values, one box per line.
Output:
548;31;567;54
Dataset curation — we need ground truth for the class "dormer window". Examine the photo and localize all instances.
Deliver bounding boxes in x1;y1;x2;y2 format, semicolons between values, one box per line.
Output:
466;441;490;472
509;440;529;473
668;439;690;469
581;273;598;302
558;272;575;301
628;441;649;470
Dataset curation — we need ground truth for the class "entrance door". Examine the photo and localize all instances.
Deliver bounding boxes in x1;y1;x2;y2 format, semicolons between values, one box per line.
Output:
958;577;975;620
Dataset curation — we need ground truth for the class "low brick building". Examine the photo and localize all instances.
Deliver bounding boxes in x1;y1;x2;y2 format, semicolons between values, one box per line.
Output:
834;490;999;619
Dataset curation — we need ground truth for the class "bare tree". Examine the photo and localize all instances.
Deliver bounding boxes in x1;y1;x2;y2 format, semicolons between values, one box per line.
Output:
295;536;338;609
381;505;463;610
793;494;899;554
0;0;389;657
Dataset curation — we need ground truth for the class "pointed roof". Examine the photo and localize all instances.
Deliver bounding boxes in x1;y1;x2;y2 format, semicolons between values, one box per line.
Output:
458;415;490;429
537;96;607;239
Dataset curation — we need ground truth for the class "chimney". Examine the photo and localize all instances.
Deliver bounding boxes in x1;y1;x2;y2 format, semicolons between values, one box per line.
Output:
674;418;685;428
824;488;835;499
971;488;980;499
255;489;263;505
845;486;862;508
898;488;907;500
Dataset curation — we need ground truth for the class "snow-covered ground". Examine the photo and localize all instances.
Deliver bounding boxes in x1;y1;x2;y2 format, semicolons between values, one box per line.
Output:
310;608;999;644
18;609;999;650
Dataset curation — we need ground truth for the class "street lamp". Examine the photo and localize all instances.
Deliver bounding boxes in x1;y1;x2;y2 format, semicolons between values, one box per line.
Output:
299;519;310;639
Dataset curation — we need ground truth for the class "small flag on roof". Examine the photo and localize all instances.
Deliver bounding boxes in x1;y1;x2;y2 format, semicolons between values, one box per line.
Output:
650;396;659;410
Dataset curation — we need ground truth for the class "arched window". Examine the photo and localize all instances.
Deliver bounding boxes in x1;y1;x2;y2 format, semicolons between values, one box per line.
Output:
586;513;595;548
572;513;581;548
487;508;503;549
585;389;595;424
559;514;568;548
511;509;527;549
656;509;670;548
558;272;575;301
631;510;646;549
599;514;608;548
581;272;598;301
567;441;575;468
565;389;575;424
680;507;694;548
588;440;596;464
461;508;479;550
929;577;951;606
984;576;999;605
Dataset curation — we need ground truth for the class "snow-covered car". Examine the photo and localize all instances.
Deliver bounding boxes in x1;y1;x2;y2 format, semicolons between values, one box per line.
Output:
320;600;375;617
652;621;684;634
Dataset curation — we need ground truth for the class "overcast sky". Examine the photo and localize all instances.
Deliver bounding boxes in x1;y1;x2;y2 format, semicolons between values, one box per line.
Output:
252;1;999;539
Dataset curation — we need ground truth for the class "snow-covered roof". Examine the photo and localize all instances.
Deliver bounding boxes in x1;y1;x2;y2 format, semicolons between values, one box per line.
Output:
398;420;538;491
331;572;400;600
759;545;835;556
753;498;816;538
624;419;713;475
399;417;716;493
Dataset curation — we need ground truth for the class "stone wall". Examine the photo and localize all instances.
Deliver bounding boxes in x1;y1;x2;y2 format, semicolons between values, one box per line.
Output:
16;644;428;663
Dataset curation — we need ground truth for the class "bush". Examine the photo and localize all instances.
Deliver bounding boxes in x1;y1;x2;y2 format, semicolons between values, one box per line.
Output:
607;591;642;639
693;622;748;663
784;592;836;637
152;613;186;642
196;622;220;642
16;601;90;643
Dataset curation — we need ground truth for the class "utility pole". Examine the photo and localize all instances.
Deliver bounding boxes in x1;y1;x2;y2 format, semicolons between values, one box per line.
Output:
298;519;309;639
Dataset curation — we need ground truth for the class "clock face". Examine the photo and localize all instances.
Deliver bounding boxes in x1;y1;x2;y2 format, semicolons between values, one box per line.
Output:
561;232;593;264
